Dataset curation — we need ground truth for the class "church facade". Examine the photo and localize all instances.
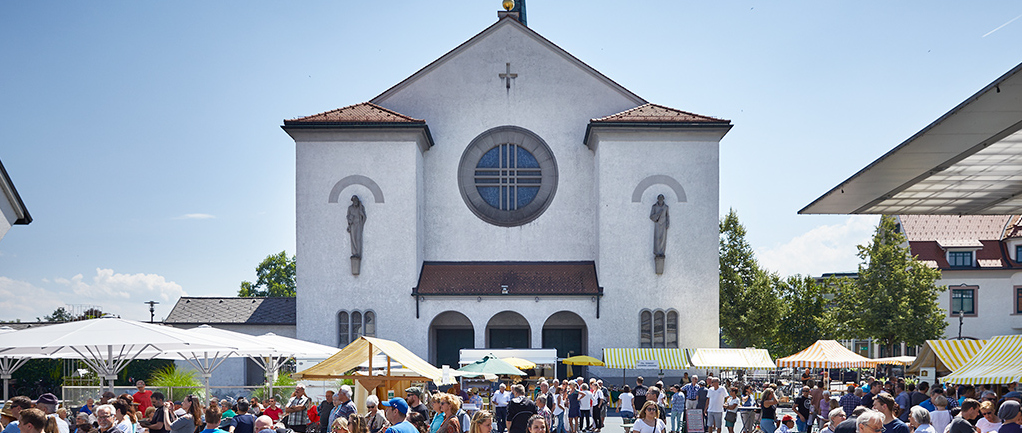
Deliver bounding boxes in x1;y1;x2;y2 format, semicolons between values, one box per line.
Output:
285;12;730;376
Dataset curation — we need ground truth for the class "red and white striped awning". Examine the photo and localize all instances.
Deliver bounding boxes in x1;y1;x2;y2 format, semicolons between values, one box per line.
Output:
776;340;879;368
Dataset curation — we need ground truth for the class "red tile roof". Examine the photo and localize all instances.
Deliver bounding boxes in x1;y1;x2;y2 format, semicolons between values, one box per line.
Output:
591;103;729;124
285;102;424;125
415;262;600;295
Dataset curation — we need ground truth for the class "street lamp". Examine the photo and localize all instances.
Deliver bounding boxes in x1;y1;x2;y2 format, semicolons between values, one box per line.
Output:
144;301;160;323
957;310;964;339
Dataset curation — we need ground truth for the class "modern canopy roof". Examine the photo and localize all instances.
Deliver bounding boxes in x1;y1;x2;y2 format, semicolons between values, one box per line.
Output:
801;61;1022;215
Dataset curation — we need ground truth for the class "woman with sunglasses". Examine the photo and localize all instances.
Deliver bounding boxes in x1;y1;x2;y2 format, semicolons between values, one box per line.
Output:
436;395;461;433
331;417;349;433
630;401;665;433
976;401;1001;433
364;396;389;433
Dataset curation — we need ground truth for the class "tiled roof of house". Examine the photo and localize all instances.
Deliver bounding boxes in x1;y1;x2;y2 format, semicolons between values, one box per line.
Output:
899;215;1015;242
591;103;729;124
285;102;424;125
165;297;296;325
415;262;600;295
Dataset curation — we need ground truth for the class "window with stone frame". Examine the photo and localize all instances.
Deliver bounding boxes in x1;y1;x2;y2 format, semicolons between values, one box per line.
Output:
338;310;377;347
950;287;977;316
1016;286;1022;314
639;309;679;348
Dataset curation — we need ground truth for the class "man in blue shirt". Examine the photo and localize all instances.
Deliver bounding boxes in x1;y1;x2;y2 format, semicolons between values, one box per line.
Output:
839;386;861;418
330;386;357;430
382;398;417;433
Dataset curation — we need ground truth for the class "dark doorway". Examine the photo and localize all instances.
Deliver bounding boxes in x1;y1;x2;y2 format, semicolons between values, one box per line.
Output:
436;328;474;368
543;328;583;379
489;328;529;349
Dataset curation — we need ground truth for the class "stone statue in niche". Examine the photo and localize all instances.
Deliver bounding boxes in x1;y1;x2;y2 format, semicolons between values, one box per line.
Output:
347;195;366;275
650;194;669;274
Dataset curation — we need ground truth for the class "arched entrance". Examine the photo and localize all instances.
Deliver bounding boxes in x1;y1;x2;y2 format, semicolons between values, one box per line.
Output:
485;311;531;349
429;311;474;368
542;311;587;379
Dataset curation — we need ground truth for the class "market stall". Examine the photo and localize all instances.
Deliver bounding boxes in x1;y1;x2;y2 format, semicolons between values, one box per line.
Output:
776;340;879;368
906;339;986;380
940;335;1022;385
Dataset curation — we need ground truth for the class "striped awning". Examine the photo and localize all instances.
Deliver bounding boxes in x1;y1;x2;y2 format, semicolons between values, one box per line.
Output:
776;340;879;368
690;348;776;370
602;348;690;370
940;335;1022;385
906;339;986;375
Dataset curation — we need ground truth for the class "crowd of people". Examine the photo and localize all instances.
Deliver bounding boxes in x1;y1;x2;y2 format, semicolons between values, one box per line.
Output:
3;375;1022;433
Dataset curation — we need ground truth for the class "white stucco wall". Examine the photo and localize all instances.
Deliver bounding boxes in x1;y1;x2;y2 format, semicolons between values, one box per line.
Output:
374;20;641;263
291;129;427;349
0;191;17;242
937;270;1022;340
589;128;725;352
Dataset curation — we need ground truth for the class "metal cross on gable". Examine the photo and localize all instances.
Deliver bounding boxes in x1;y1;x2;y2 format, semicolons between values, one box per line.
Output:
499;62;518;89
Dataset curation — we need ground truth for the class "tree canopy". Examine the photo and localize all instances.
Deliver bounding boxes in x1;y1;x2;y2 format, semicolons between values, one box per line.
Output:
238;251;297;297
719;209;782;348
831;215;946;355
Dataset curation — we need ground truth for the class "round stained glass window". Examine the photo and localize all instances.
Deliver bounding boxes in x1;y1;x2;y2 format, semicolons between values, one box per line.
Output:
458;126;558;227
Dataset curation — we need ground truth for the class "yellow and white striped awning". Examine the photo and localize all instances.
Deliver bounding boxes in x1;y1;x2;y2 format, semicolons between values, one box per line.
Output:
690;348;776;370
907;339;986;375
776;340;879;368
602;348;690;370
940;335;1022;385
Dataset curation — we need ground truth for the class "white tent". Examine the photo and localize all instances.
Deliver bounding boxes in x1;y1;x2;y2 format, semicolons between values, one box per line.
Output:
0;316;236;392
160;326;340;398
0;326;30;401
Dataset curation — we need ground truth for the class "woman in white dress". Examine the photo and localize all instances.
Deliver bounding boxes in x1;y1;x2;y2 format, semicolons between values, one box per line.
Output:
631;401;666;433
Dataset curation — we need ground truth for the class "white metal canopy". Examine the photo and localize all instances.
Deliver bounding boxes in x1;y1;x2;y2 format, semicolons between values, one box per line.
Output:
801;61;1022;215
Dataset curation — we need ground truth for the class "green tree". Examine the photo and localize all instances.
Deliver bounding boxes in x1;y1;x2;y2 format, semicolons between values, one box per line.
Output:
719;209;782;348
832;215;946;356
41;307;75;322
239;251;297;297
773;275;831;357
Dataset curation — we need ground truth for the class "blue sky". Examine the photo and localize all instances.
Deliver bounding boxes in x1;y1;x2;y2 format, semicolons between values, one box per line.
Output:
1;1;1020;321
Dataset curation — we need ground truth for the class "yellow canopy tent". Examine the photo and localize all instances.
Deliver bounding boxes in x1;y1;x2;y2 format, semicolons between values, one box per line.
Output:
872;356;916;366
906;339;986;376
293;336;453;400
940;335;1022;385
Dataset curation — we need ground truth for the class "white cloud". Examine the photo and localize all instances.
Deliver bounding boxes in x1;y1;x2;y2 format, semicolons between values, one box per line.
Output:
757;215;879;278
174;213;216;220
0;269;187;322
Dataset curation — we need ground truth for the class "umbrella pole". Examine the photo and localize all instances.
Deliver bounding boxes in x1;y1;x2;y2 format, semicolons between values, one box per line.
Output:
203;373;211;402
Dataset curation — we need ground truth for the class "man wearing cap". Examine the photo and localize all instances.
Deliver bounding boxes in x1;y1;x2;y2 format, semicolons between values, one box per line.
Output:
36;393;70;433
404;387;429;423
284;385;314;433
381;398;416;433
997;401;1021;433
133;381;154;414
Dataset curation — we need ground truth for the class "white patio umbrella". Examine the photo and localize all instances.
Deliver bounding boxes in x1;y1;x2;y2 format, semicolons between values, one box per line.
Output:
162;327;339;398
0;326;31;401
0;316;238;392
251;333;339;383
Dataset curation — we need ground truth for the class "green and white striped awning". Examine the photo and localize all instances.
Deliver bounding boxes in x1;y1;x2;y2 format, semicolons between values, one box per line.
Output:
602;348;690;370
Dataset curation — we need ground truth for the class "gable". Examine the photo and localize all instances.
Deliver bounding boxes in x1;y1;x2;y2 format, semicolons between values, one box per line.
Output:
371;16;645;112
